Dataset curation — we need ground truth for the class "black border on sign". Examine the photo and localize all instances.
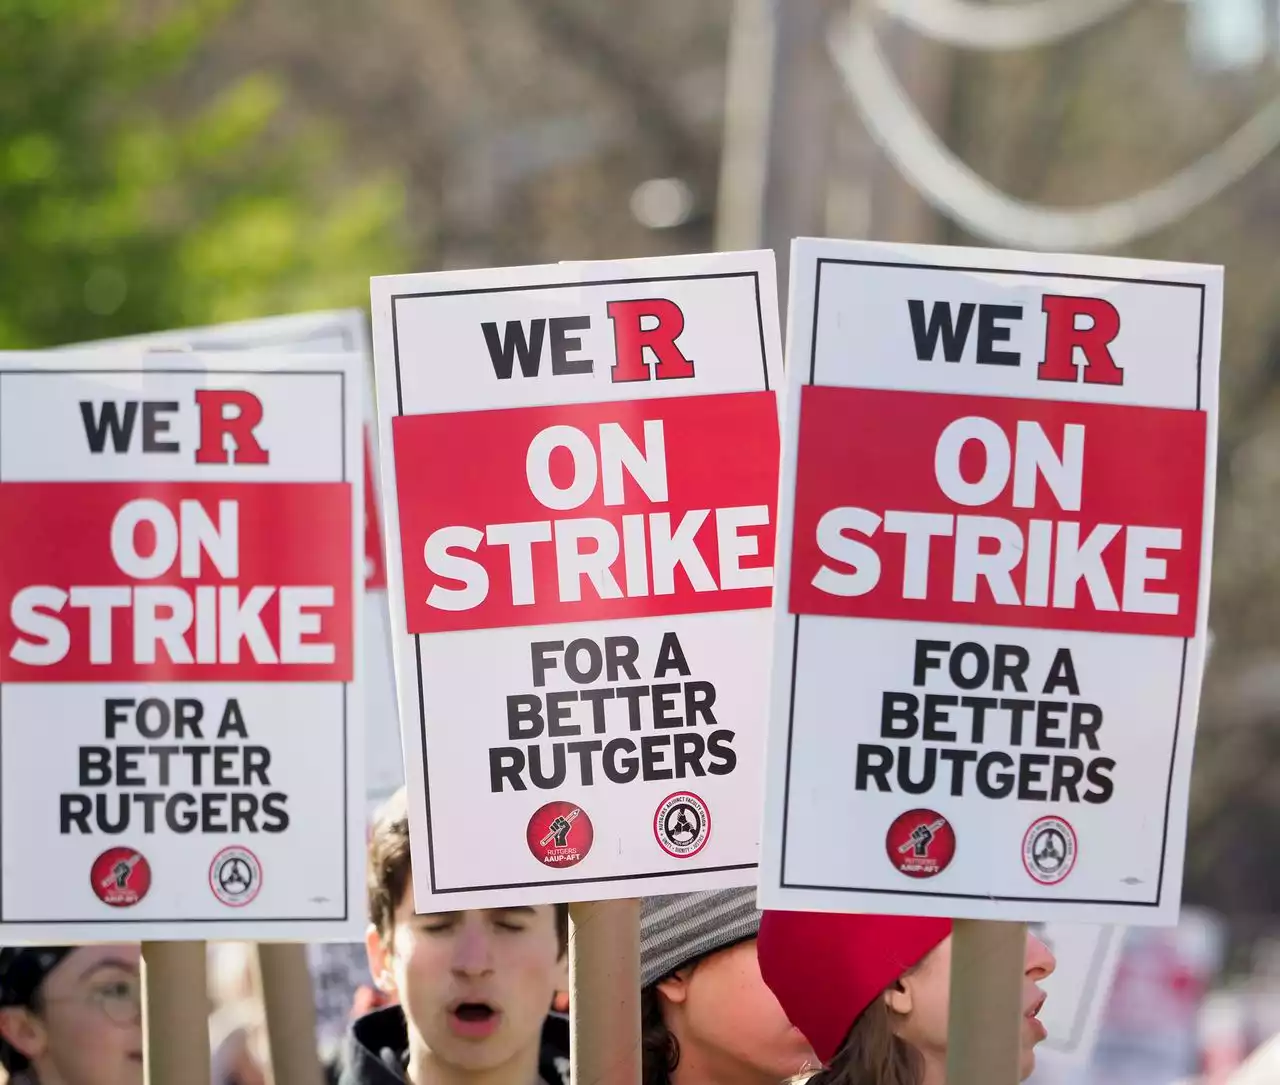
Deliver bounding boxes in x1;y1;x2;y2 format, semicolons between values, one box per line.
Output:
390;270;772;895
0;367;354;927
780;256;1207;910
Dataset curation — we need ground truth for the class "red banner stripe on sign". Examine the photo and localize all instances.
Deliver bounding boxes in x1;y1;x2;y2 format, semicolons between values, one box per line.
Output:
364;432;387;591
0;481;354;682
392;391;780;633
789;386;1206;637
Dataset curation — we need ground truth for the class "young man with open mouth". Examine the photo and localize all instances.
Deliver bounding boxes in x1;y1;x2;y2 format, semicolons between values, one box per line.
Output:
340;789;570;1085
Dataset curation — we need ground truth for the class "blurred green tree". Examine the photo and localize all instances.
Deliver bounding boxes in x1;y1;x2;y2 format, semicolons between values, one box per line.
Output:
0;0;407;347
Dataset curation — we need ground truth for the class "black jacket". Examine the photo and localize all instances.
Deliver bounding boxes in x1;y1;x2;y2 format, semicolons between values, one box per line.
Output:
337;1005;571;1085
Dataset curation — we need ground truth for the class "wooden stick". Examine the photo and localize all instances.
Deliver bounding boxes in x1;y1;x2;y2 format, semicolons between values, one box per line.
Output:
142;941;211;1085
945;919;1027;1085
569;899;641;1085
256;943;326;1085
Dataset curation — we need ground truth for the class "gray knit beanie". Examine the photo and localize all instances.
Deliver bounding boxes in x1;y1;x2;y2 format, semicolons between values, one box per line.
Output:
640;888;761;988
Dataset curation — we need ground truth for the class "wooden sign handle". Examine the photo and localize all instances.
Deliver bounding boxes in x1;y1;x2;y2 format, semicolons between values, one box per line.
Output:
569;899;641;1085
256;943;326;1085
945;919;1027;1085
143;941;211;1085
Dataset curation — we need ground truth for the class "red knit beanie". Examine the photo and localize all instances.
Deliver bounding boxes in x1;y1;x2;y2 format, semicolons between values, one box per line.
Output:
758;910;953;1064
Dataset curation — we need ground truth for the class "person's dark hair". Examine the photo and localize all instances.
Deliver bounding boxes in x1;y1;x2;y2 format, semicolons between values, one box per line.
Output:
366;788;568;953
641;981;680;1085
804;990;923;1085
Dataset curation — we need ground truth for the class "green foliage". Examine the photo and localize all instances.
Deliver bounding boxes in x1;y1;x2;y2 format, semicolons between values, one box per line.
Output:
0;0;407;347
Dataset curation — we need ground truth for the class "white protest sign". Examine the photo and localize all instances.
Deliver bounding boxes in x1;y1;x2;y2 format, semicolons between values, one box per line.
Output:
0;349;365;940
759;238;1221;925
58;311;403;811
371;251;783;910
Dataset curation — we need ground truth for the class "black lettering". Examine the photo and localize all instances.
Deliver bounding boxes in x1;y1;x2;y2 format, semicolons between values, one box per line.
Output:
1017;754;1051;801
262;793;289;831
855;744;893;792
202;792;229;832
1035;702;1067;749
653;632;690;678
546;691;580;738
549;315;593;375
923;695;958;742
961;696;998;743
136;698;170;739
1001;699;1034;745
992;644;1029;692
652;683;682;728
231;793;260;833
150;746;178;786
80;747;111;786
507;695;544;739
105;699;133;739
908;301;975;363
167;793;199;833
580;688;614;734
79;400;138;453
897;746;937;795
1070;703;1103;750
528;745;566;789
60;794;91;833
566;740;602;785
706;730;736;775
1042;647;1080;696
976;305;1023;367
563;638;602;684
531;641;562;687
183;746;210;786
1084;758;1115;803
603;738;640;783
913;640;949;686
881;692;919;738
489;747;527;792
244;747;271;786
117;746;145;787
616;685;651;731
684;681;717;727
141;401;180;452
641;735;673;780
136;792;163;833
1050;756;1084;802
96;794;129;834
483;319;546;379
949;642;989;690
605;636;641;681
977;751;1016;798
938;748;978;795
673;733;707;777
212;699;240;739
213;747;239;786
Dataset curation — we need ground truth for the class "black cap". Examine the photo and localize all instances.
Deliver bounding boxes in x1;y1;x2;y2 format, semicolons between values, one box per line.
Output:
0;948;75;1072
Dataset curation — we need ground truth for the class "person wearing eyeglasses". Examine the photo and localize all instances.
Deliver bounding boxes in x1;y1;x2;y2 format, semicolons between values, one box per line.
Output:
0;945;142;1085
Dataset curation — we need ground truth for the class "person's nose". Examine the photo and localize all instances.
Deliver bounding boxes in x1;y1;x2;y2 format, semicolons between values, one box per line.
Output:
1024;932;1056;981
451;920;495;977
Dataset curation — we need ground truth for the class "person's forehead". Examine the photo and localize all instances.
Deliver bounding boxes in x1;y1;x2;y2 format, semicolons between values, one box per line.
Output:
63;944;141;978
401;902;553;922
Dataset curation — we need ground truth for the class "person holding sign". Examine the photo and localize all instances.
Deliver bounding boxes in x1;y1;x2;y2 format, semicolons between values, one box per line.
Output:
0;945;142;1085
640;890;816;1085
756;913;1055;1084
340;791;569;1085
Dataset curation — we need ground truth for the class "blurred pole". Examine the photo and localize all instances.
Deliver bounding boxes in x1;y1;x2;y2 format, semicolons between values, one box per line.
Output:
143;941;210;1085
716;0;834;304
256;944;326;1085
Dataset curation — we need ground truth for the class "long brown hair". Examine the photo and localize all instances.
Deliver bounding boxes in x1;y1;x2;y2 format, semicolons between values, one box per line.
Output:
802;996;923;1085
641;982;680;1085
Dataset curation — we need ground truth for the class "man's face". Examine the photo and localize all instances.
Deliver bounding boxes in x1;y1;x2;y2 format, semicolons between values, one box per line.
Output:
369;900;566;1073
6;945;143;1085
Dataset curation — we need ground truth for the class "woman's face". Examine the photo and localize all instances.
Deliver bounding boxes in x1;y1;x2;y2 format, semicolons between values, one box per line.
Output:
658;938;817;1085
893;932;1056;1081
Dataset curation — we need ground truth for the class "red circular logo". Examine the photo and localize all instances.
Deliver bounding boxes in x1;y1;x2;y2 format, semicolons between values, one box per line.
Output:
527;802;593;869
885;809;956;879
91;847;151;907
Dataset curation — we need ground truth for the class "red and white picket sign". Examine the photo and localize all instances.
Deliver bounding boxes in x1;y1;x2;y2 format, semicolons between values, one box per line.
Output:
759;239;1222;926
0;349;365;940
371;251;783;910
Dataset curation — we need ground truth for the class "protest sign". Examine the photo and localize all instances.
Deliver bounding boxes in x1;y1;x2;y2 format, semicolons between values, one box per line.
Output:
370;251;783;910
0;348;364;940
60;311;403;810
760;238;1221;925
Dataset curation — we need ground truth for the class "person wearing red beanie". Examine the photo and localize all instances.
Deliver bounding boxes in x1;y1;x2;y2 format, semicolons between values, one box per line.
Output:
757;912;1055;1085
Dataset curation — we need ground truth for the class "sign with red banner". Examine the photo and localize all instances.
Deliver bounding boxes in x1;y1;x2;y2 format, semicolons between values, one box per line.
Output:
0;349;364;940
371;251;783;909
759;239;1221;925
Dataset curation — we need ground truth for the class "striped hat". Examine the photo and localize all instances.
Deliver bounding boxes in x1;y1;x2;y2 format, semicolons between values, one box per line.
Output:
640;888;761;988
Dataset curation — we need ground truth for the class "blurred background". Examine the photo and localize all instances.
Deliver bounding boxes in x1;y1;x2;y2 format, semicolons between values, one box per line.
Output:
5;0;1280;1081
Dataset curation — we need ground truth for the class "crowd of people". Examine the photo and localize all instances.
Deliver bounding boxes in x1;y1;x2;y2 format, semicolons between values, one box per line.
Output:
0;788;1060;1085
